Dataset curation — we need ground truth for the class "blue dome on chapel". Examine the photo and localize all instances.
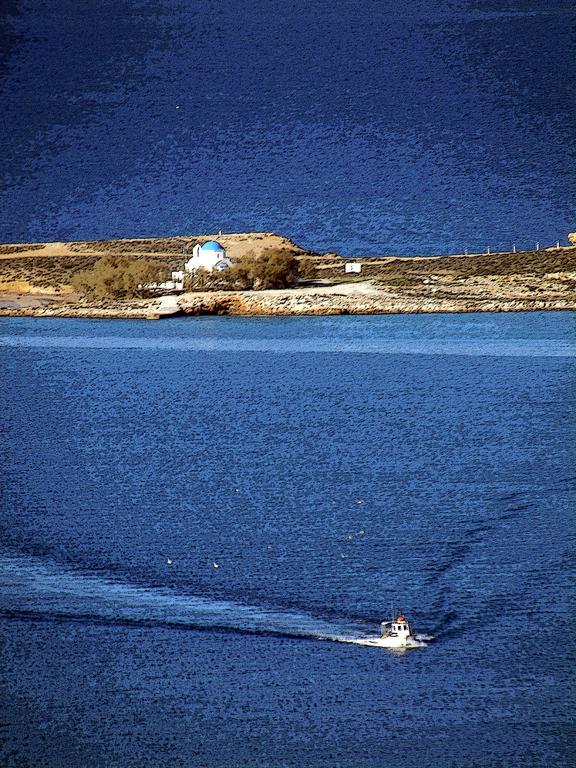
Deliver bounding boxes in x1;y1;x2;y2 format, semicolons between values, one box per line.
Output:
201;240;225;252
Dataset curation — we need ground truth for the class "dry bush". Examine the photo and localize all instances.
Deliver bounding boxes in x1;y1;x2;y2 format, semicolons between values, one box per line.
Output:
184;268;218;291
298;257;318;279
238;249;300;289
71;255;164;299
182;250;301;292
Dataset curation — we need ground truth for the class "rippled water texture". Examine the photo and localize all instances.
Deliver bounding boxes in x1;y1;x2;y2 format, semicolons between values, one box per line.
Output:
1;1;575;253
1;313;575;767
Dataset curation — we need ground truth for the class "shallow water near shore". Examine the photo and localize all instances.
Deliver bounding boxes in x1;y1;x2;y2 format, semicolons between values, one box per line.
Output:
1;313;575;767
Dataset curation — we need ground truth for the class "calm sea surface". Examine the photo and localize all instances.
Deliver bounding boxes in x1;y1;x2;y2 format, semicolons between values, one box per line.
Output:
1;312;575;767
1;1;575;254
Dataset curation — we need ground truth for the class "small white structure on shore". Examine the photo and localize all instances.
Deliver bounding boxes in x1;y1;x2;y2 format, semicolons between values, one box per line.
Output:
144;277;184;291
185;241;231;273
146;240;230;293
345;262;362;274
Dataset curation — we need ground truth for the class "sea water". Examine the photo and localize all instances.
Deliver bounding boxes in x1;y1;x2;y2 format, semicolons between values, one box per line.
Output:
0;312;574;767
1;1;574;254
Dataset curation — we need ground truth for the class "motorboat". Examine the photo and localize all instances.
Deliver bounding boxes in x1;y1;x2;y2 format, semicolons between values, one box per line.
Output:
353;614;430;649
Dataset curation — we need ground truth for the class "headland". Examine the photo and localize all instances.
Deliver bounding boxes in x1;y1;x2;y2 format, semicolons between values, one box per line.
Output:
1;232;575;318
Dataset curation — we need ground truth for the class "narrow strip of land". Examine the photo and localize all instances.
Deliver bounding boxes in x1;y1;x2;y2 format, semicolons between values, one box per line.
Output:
1;233;574;317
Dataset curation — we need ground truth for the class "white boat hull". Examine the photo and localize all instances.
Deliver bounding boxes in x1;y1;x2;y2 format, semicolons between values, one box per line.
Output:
351;635;427;649
334;615;433;650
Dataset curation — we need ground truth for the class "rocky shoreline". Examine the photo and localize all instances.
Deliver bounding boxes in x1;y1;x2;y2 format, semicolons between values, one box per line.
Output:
1;279;574;319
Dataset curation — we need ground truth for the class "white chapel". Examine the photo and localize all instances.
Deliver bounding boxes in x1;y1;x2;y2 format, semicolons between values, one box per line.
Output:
184;240;231;273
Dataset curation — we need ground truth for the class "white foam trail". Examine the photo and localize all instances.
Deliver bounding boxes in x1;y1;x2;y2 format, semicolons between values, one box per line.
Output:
0;553;368;643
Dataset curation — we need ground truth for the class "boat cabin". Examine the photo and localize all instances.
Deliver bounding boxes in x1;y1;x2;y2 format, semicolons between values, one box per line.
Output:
381;614;412;638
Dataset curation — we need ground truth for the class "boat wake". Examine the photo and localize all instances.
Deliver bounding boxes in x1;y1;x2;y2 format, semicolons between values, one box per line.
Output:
0;552;379;646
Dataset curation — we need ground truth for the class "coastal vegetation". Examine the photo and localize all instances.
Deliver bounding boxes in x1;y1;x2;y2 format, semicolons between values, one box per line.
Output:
71;255;164;299
65;249;312;298
185;249;308;291
0;233;309;295
0;232;575;316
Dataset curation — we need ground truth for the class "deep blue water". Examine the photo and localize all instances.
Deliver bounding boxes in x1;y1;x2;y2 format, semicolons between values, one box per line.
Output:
1;1;575;254
1;312;575;767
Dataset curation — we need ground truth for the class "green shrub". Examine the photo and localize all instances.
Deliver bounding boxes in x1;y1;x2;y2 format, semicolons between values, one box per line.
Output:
179;250;322;292
71;255;164;299
255;250;299;289
226;249;299;290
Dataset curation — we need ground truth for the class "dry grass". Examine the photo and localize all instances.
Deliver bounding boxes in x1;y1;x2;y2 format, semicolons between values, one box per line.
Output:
0;244;45;255
0;255;98;290
0;233;574;299
377;247;576;278
0;232;315;292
